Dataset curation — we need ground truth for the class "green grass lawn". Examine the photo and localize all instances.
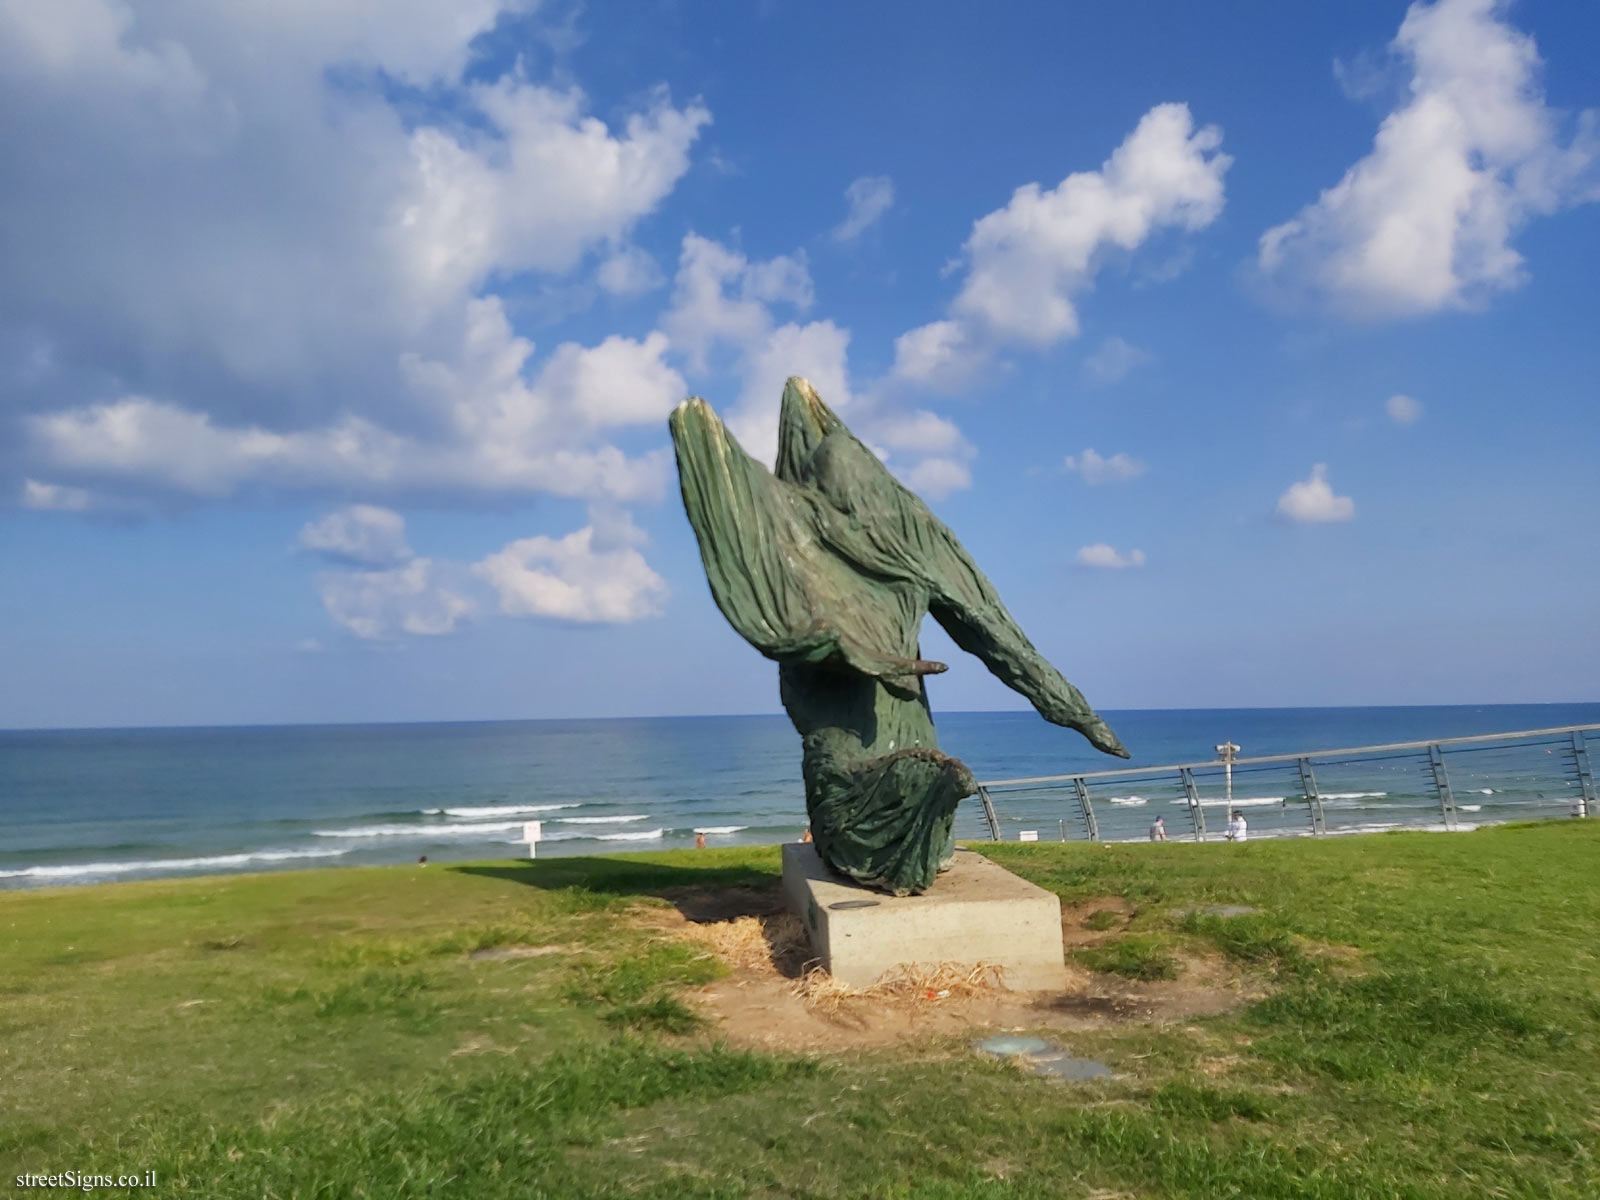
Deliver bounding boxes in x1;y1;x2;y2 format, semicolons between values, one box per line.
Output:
3;823;1598;1198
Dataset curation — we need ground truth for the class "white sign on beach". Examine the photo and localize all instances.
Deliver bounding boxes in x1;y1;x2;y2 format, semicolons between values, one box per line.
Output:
523;820;543;858
1018;830;1039;843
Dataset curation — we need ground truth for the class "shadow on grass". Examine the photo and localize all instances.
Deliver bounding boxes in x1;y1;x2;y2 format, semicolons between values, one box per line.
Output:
453;855;779;901
453;855;809;977
454;854;786;922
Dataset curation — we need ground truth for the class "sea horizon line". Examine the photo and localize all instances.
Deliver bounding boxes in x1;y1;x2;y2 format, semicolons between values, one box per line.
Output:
4;699;1596;737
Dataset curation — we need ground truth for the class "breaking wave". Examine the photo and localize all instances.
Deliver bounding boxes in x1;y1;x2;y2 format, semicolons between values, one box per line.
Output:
0;848;348;880
315;822;524;838
426;804;582;818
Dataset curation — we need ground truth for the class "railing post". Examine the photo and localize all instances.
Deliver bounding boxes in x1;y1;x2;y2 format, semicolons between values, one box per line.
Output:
1427;744;1458;830
1179;767;1207;841
1297;757;1327;834
977;785;1001;842
1073;777;1100;842
1572;731;1597;818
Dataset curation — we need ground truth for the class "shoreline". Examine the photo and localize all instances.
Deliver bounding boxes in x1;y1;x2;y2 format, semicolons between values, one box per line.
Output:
3;813;1582;895
9;704;1593;893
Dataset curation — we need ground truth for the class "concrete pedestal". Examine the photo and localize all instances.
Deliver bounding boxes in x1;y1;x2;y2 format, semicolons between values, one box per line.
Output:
781;843;1067;991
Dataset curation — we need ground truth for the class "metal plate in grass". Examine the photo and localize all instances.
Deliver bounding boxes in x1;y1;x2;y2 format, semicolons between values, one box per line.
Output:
974;1036;1112;1081
1026;1052;1113;1081
975;1035;1054;1057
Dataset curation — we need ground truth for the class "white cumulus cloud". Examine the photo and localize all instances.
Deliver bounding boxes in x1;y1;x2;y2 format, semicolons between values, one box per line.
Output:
1064;448;1146;485
896;457;973;500
473;509;668;623
1276;464;1356;523
871;410;970;458
20;478;93;511
1075;544;1147;569
596;244;666;296
660;234;854;463
1084;336;1151;383
317;559;473;639
890;103;1228;390
305;504;670;636
0;0;708;509
889;319;987;390
1258;0;1600;317
1387;393;1424;424
832;174;894;241
26;390;673;504
298;505;412;567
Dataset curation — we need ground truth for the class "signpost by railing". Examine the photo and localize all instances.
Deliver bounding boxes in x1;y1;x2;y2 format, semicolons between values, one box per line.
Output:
1216;741;1240;804
1570;731;1597;819
1179;767;1207;841
972;724;1600;844
1426;743;1458;831
976;785;1001;842
1296;757;1327;835
1072;777;1100;842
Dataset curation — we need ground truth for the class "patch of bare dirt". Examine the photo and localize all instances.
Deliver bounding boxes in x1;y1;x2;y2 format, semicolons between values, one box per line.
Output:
1034;950;1258;1025
632;885;1263;1052
1061;894;1136;947
643;886;812;976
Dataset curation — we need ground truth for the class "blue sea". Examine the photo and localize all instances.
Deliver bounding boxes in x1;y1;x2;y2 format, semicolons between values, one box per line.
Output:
3;703;1597;889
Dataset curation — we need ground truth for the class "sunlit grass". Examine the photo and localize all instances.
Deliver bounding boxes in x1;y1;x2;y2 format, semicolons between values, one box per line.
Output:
3;823;1597;1197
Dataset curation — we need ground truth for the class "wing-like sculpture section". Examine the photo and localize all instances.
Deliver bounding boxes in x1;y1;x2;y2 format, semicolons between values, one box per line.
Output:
669;397;936;685
772;379;1128;758
671;379;1130;894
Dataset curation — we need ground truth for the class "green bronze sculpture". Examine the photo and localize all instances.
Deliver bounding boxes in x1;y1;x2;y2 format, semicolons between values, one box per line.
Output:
669;377;1129;896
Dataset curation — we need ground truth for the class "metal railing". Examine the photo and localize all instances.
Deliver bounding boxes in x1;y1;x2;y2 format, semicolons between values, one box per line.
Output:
972;724;1600;843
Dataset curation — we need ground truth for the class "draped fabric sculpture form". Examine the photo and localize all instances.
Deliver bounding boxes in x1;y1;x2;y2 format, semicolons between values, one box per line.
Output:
670;378;1129;896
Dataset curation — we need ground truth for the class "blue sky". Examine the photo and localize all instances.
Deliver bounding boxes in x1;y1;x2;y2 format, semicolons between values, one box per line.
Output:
1;0;1596;729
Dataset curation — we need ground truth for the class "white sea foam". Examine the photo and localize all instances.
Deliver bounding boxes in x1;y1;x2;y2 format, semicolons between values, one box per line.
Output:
434;804;582;818
315;822;525;838
555;815;649;824
1115;818;1500;846
1107;796;1146;806
1322;792;1388;800
1459;804;1482;812
1200;797;1282;807
1324;821;1479;836
1474;788;1495;795
0;848;348;880
693;826;748;835
542;827;666;843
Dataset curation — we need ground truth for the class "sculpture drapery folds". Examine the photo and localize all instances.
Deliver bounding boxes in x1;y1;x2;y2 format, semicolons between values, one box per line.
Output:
669;377;1128;895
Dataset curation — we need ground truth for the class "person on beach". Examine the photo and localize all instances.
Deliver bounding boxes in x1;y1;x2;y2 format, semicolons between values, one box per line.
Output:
695;831;707;849
800;827;813;843
1149;815;1167;841
1226;810;1248;842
